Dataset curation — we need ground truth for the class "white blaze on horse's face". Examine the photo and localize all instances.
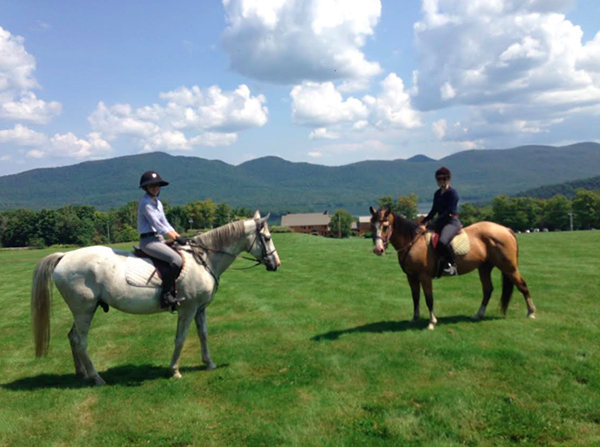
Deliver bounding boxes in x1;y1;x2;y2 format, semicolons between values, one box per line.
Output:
372;219;387;256
369;206;390;256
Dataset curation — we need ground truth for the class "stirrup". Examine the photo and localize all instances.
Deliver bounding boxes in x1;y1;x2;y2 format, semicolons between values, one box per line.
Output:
442;263;458;276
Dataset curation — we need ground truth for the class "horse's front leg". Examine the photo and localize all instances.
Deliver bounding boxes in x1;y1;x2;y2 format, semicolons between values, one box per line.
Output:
407;274;421;322
169;308;196;379
421;276;437;330
195;307;216;370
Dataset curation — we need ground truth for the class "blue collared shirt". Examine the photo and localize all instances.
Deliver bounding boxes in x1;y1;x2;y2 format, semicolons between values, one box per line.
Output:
137;194;175;235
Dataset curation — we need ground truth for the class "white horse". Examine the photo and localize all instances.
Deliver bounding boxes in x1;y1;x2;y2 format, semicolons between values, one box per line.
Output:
31;211;280;385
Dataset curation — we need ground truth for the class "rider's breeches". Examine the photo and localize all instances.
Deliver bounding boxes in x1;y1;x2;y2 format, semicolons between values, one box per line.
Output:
435;218;461;263
140;236;182;270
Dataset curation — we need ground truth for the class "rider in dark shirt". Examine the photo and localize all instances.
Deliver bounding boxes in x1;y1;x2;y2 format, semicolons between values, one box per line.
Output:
421;167;461;276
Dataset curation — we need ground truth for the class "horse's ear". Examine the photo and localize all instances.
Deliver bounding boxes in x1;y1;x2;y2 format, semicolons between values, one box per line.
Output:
253;210;261;220
369;206;376;216
259;213;270;226
383;207;391;218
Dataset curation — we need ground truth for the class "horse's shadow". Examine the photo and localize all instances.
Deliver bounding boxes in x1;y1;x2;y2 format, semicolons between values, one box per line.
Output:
311;315;501;342
1;363;229;390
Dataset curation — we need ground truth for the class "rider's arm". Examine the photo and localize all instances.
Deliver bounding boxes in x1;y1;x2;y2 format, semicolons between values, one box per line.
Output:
422;190;439;225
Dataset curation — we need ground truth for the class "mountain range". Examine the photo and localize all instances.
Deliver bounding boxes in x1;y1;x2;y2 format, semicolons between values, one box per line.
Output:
1;142;599;215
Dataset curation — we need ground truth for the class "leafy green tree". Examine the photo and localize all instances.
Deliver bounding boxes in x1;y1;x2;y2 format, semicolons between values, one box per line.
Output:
1;209;37;247
115;201;139;229
36;209;59;246
114;224;139;243
184;199;217;229
572;189;600;229
541;195;571;230
376;196;395;211
214;202;232;227
232;207;253;220
166;205;188;231
396;193;419;219
459;203;482;226
330;209;354;238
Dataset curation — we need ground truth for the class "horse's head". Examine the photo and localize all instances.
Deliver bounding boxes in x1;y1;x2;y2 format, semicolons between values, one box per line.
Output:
369;206;394;256
248;211;281;271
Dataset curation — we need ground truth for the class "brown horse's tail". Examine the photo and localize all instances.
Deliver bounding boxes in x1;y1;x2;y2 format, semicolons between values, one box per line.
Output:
31;253;65;357
500;229;518;315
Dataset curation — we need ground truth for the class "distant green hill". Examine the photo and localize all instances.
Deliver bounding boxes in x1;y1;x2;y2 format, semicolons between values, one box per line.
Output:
516;175;600;199
1;142;600;215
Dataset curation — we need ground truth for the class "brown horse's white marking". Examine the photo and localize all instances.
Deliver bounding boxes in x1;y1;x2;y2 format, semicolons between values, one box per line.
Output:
370;207;536;330
31;211;280;385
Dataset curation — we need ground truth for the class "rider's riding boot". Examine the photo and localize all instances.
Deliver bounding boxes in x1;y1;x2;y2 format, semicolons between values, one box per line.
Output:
442;245;458;276
160;263;184;310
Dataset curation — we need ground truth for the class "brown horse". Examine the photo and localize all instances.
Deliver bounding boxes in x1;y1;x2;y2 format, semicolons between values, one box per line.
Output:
369;206;536;330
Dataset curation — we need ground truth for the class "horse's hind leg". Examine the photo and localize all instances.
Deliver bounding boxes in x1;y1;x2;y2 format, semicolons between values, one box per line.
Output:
504;270;536;319
473;263;494;321
195;307;216;370
68;324;87;378
71;310;105;385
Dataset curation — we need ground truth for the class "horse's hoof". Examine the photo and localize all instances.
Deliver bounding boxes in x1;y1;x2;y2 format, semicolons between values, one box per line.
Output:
172;371;182;379
93;377;106;386
410;317;420;323
205;362;217;370
427;323;435;331
471;314;481;321
527;313;536;319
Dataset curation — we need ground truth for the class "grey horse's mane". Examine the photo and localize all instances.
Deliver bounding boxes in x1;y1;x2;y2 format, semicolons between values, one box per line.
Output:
193;220;246;251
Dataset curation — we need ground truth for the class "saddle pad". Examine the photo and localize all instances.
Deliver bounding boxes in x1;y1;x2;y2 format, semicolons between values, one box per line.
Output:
426;231;471;256
125;253;190;288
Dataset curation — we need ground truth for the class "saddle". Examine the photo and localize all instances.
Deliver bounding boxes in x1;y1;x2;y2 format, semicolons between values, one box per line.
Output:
127;244;186;288
426;230;471;256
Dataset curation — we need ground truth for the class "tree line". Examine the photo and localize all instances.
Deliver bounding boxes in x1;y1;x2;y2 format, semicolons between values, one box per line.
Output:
378;189;600;232
0;200;254;248
2;189;599;247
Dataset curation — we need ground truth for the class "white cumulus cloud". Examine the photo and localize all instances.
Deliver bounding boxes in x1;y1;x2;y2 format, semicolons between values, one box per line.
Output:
89;84;266;152
49;132;112;159
0;124;46;146
291;73;421;137
413;0;600;143
0;27;61;124
222;0;382;84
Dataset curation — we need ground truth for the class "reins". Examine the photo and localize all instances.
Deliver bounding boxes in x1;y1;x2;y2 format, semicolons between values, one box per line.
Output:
181;220;274;292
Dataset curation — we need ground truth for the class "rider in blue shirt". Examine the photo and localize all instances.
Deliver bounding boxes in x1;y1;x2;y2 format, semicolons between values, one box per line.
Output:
421;166;461;277
137;171;187;309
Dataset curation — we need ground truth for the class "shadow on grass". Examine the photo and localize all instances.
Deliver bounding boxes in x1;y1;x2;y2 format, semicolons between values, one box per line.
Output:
311;315;502;341
1;363;229;390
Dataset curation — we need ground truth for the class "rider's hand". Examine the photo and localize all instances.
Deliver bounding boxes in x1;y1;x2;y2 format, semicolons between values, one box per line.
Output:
175;236;188;245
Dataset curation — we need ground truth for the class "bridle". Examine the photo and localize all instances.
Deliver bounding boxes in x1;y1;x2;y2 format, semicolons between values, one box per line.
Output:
373;219;393;251
373;216;425;272
182;219;276;293
186;219;274;267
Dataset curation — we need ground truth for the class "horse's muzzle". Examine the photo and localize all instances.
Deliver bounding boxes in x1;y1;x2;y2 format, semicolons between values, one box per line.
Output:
265;252;281;271
373;241;385;256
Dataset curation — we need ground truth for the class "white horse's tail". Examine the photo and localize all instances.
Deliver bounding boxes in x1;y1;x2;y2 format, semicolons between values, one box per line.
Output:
31;253;65;358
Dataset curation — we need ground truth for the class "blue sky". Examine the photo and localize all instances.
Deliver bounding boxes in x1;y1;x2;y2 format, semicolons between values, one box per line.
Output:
0;0;599;176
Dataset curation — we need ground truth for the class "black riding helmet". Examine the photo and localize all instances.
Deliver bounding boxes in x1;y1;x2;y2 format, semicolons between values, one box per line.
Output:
435;166;451;179
139;171;169;189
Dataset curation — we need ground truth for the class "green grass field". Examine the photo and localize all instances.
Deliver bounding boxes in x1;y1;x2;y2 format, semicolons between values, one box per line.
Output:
1;231;599;447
